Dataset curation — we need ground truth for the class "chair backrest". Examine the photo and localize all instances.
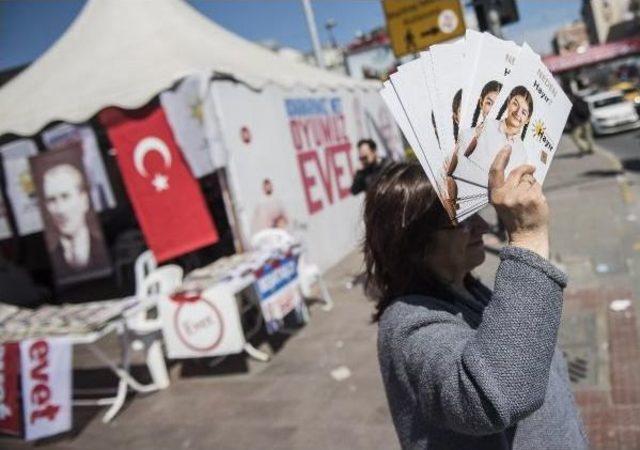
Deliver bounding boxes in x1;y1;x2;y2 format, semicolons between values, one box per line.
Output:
137;265;184;299
134;250;157;297
250;228;297;252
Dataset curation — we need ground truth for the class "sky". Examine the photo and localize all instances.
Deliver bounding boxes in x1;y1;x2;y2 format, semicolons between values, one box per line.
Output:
0;0;583;71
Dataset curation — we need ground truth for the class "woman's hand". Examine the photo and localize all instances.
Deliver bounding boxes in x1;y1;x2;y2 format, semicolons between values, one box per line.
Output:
488;146;549;259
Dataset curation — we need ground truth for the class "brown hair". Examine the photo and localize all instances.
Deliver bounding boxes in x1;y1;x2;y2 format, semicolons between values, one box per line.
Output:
452;89;462;141
363;161;456;322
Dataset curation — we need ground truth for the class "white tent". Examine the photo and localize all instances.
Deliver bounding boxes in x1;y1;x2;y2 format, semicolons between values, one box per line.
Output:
0;0;377;137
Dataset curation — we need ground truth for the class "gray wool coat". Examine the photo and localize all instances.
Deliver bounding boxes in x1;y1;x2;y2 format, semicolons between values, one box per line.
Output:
377;246;588;450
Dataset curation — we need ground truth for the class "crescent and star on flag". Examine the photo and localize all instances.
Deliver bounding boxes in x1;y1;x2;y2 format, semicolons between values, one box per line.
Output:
133;136;172;192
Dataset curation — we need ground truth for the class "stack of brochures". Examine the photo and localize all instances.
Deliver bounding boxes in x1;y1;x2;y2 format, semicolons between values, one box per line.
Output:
381;30;572;223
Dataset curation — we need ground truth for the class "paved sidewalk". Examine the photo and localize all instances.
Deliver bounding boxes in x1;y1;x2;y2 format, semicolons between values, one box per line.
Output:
3;135;640;449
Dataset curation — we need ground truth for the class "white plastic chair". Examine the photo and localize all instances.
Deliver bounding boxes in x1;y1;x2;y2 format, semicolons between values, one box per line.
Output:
128;264;184;390
297;255;333;311
134;249;157;298
250;228;297;253
250;228;333;311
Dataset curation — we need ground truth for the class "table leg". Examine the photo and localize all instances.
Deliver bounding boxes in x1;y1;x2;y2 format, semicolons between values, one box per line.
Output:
85;325;158;423
243;342;270;362
102;379;128;423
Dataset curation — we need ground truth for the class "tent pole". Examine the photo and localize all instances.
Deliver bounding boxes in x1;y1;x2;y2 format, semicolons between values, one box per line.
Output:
217;167;244;253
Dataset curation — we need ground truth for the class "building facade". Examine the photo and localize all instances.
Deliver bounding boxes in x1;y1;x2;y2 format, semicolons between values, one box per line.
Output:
553;21;590;55
582;0;640;44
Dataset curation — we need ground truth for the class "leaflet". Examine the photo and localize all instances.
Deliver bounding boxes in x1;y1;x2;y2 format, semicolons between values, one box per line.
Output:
379;36;572;224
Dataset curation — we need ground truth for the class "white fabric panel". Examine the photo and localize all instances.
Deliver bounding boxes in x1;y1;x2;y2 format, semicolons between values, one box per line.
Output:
214;81;391;271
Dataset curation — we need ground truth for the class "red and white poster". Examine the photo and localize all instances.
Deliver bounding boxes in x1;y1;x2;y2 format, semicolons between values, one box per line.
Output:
99;105;219;262
0;342;21;436
20;337;72;441
159;285;245;359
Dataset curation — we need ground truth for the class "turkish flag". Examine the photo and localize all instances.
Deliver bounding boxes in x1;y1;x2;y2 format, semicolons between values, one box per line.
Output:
100;105;219;262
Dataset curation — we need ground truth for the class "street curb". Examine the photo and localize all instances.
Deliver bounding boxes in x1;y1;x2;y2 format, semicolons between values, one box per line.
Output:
593;144;634;205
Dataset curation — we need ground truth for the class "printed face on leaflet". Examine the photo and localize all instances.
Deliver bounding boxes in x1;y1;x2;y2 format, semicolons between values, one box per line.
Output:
463;86;533;177
481;91;498;120
472;81;502;128
503;89;532;133
286;97;355;215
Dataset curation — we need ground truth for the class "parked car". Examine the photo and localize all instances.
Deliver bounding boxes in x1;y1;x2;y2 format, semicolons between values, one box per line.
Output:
585;91;640;135
610;81;640;113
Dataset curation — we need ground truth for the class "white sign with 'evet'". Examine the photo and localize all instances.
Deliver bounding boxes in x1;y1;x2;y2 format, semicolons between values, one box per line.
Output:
20;337;72;441
160;285;246;359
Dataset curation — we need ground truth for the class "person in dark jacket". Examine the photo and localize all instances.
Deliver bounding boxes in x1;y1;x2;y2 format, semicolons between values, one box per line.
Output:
569;93;594;156
350;139;387;195
363;148;587;449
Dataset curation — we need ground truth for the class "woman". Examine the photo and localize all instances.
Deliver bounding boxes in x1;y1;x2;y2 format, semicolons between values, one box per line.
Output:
366;149;587;449
462;86;533;181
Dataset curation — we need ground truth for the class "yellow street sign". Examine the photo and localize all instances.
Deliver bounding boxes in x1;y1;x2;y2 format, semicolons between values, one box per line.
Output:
383;0;466;58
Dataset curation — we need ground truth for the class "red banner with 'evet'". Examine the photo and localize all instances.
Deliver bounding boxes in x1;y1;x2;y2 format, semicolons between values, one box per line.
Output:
100;105;219;262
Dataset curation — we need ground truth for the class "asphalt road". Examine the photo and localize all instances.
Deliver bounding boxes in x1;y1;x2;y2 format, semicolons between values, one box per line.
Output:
596;127;640;177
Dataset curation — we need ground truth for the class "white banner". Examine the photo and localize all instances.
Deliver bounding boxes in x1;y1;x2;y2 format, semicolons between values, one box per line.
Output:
214;82;400;270
160;74;227;177
0;139;43;236
159;285;245;359
358;90;405;161
20;337;72;441
41;123;116;212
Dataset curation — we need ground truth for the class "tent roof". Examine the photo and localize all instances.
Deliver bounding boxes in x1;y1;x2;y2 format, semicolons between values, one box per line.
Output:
0;0;378;137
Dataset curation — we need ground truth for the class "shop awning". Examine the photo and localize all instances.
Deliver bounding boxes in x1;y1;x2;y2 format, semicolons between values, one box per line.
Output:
543;37;640;74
